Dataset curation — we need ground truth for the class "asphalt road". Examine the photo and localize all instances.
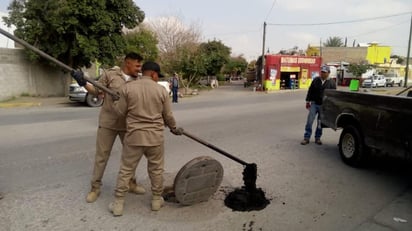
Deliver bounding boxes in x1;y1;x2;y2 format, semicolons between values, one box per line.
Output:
0;84;411;231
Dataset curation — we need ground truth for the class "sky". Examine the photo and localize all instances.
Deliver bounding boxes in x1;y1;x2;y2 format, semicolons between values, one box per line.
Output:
1;0;411;61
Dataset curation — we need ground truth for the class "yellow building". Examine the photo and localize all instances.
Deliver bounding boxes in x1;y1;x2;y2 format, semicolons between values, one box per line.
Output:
366;42;391;64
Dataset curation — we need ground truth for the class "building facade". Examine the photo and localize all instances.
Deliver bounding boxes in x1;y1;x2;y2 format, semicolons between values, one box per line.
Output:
263;55;322;91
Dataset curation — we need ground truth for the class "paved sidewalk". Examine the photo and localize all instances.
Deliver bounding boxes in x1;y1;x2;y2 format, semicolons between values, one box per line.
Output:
355;189;412;231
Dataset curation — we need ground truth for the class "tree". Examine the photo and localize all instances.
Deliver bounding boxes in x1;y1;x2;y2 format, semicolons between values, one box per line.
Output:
123;24;159;62
199;40;231;76
223;55;248;77
4;0;145;68
172;42;207;92
390;55;404;65
147;16;201;74
324;36;344;47
347;63;374;78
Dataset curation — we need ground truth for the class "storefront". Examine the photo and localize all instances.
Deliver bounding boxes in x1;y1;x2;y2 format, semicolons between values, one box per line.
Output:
263;55;322;91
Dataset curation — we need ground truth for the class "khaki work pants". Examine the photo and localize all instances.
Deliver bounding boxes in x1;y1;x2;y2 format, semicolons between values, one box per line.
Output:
90;126;126;189
115;143;164;198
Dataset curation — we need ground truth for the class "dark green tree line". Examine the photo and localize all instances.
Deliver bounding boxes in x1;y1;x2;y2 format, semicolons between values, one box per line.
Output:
4;0;145;68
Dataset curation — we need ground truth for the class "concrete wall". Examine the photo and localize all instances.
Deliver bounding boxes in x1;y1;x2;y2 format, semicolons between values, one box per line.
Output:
321;47;368;64
0;48;70;101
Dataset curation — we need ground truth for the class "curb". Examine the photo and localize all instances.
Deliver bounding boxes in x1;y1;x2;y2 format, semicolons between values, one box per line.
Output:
0;102;42;108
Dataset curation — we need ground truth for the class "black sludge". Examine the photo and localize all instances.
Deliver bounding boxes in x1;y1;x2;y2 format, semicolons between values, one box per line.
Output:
224;163;270;211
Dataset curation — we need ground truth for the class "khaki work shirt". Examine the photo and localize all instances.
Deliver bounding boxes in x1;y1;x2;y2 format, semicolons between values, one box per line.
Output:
97;67;136;131
114;76;177;146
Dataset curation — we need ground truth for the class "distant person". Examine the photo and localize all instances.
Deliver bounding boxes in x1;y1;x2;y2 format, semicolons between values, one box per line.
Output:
169;73;179;103
71;52;146;203
109;61;183;216
301;65;336;145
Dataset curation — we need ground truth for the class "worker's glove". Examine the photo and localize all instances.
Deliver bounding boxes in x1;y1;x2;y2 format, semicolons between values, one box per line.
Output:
170;127;184;135
111;92;120;101
71;70;87;86
305;102;311;110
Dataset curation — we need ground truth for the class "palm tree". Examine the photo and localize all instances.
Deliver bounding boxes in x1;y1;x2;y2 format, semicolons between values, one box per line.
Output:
324;36;344;47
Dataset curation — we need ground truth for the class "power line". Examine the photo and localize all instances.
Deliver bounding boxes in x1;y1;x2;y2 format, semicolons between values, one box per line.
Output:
264;0;277;22
205;29;261;37
267;11;412;26
347;19;410;39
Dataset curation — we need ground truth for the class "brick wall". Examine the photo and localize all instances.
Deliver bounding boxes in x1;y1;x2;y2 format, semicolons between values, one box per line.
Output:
321;47;368;64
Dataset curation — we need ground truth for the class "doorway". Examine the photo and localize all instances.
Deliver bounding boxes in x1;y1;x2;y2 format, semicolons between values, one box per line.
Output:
280;72;299;89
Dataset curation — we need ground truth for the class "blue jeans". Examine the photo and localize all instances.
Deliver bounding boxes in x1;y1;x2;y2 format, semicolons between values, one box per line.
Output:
304;103;322;140
172;87;178;102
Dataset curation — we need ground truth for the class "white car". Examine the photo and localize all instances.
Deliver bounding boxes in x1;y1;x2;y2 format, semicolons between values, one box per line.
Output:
157;81;171;96
361;75;386;88
69;83;104;107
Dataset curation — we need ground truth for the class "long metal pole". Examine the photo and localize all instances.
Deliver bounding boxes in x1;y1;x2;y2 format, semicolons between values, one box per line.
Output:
404;14;412;87
0;27;119;99
182;131;249;166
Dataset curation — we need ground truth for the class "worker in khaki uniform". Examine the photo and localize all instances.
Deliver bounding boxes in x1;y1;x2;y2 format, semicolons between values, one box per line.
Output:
109;61;183;216
71;52;146;203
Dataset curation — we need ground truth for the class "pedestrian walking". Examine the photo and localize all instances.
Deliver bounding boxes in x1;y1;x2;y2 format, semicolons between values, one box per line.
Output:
301;65;336;145
170;72;179;103
71;52;146;203
109;61;183;216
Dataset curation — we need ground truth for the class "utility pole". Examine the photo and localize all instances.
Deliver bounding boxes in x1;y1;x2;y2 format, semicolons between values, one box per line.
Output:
404;14;412;87
319;38;322;58
261;22;267;87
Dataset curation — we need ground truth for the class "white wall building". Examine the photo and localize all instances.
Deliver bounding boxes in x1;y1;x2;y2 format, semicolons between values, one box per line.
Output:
0;11;15;48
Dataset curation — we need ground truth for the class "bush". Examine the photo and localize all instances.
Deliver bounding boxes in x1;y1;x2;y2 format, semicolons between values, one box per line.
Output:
217;74;226;81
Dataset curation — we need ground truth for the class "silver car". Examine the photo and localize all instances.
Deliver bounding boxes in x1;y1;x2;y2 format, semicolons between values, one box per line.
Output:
68;83;104;107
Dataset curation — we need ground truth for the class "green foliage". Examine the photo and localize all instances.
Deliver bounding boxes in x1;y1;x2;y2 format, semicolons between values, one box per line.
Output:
175;43;208;87
216;74;226;81
390;55;404;65
199;40;231;76
4;0;145;68
347;63;374;78
324;36;344;47
223;56;248;76
124;27;159;61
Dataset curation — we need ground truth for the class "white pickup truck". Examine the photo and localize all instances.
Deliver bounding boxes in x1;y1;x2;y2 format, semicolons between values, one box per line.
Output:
384;73;404;87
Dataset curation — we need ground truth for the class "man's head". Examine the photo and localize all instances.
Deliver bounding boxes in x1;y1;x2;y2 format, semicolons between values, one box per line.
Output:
141;61;164;82
320;65;330;80
123;52;143;78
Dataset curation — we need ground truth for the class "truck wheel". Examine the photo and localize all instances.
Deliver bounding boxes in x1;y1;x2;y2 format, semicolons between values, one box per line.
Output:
339;125;366;167
86;94;103;107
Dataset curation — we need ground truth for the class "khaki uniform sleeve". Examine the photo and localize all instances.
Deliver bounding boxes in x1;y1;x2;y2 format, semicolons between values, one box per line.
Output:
113;85;128;118
162;89;176;129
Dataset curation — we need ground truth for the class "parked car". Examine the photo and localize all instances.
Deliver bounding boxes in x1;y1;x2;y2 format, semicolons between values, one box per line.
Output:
361;75;386;88
69;80;171;107
69;82;104;107
157;81;172;96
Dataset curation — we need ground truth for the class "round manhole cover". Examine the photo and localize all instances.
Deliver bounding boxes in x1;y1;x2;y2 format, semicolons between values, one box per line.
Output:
174;156;224;205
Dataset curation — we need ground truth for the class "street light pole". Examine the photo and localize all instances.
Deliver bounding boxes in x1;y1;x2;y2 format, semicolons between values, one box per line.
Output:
404;14;412;87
